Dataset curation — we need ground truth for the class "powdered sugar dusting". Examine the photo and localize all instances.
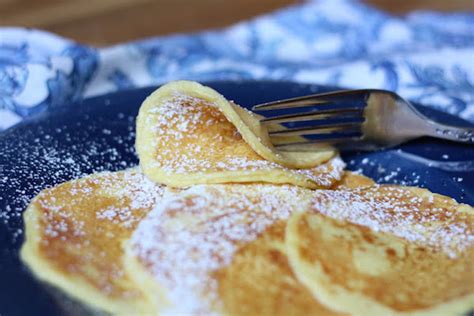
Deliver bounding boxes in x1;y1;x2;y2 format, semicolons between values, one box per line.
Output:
311;186;474;258
0;112;138;244
130;184;311;314
31;169;166;299
37;169;166;244
142;93;343;187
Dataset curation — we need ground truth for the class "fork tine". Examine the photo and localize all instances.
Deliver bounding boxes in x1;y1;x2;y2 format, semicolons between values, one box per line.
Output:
260;107;363;124
273;136;362;150
268;122;362;137
252;89;371;111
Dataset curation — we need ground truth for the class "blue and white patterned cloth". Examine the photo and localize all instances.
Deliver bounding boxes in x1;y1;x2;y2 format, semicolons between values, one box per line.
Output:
1;0;473;130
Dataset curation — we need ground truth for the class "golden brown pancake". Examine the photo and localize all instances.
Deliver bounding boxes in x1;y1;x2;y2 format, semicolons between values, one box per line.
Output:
21;169;166;314
215;172;376;316
135;81;341;188
214;220;344;316
331;171;375;189
124;183;327;315
286;186;474;315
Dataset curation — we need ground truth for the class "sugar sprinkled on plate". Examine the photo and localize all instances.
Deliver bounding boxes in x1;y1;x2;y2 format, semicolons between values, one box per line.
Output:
0;113;138;243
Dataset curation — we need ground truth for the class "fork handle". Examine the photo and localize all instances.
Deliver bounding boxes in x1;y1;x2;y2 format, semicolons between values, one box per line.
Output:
424;121;474;144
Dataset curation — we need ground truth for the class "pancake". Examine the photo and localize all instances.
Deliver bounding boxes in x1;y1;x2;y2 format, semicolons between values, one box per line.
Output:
286;186;474;315
124;183;332;315
21;169;166;314
331;171;375;189
215;172;376;316
214;220;344;316
135;80;341;188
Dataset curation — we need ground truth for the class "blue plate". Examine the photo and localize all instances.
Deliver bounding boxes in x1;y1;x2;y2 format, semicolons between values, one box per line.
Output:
0;81;473;315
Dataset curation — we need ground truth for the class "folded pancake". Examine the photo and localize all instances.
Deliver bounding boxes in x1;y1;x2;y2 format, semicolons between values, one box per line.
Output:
286;186;474;315
135;80;341;188
21;169;166;314
124;183;343;315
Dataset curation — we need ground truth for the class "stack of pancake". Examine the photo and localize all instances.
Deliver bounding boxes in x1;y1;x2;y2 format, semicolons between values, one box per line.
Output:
21;81;474;315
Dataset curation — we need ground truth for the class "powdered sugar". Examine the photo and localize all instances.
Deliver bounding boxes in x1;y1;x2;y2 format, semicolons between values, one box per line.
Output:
0;112;138;244
142;93;344;186
130;184;311;314
36;169;165;239
311;186;474;258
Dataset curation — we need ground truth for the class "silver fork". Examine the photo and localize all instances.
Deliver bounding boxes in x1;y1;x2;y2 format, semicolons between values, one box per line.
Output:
252;89;474;152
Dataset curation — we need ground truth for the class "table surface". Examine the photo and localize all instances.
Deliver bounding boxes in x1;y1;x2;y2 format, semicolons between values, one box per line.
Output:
1;0;473;46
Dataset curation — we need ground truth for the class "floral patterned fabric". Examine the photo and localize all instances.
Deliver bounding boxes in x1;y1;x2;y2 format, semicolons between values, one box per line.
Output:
1;0;473;130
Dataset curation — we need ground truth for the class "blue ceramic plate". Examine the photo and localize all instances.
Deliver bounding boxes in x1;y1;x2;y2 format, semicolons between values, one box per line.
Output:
0;81;473;315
